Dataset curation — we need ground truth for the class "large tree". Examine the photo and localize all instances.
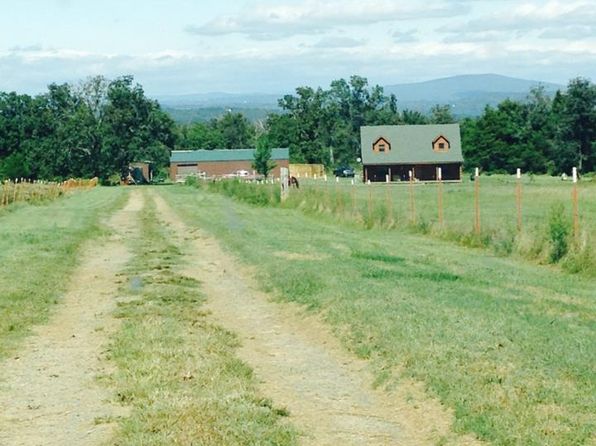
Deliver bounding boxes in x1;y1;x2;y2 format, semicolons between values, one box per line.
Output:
0;75;176;181
268;76;402;166
553;78;596;172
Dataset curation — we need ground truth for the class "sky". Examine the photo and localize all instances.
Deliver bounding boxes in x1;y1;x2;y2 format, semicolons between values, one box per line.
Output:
0;0;594;96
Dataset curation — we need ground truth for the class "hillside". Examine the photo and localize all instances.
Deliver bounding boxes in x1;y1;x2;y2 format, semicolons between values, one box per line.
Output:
385;74;562;116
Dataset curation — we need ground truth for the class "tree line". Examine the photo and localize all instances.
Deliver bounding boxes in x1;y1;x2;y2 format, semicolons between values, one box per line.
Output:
461;78;596;174
179;75;595;174
1;74;594;181
0;76;175;181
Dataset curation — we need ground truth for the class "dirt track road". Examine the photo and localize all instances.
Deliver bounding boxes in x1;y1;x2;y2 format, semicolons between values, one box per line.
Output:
0;188;479;445
0;191;142;446
153;191;479;446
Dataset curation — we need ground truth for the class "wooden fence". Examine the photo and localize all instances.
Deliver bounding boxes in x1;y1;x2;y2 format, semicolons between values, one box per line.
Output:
0;177;98;208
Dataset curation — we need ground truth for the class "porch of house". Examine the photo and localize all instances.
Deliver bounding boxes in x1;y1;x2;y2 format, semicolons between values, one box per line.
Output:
363;163;462;182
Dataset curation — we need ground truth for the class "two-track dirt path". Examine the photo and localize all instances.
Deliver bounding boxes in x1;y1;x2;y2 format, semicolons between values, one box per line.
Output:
0;191;143;446
153;191;480;446
0;187;479;446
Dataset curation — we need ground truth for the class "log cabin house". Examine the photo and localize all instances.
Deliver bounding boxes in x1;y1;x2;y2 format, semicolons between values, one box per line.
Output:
360;124;464;182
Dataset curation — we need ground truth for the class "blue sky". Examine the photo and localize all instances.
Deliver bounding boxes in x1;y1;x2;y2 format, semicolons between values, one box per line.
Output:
1;0;594;95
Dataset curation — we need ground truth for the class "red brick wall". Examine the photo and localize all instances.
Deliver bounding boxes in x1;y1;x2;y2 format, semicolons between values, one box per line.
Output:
170;160;289;180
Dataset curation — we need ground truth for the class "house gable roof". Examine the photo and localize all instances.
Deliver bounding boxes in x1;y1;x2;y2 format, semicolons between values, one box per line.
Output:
360;124;463;165
432;135;449;145
171;148;289;163
373;137;391;152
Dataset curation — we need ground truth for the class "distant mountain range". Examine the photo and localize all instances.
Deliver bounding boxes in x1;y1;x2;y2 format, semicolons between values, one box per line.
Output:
384;74;562;116
158;74;564;123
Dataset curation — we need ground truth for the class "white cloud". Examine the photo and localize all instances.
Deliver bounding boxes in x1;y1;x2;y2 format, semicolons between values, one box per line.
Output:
186;0;469;39
1;1;594;95
392;29;419;43
457;0;596;33
310;36;365;48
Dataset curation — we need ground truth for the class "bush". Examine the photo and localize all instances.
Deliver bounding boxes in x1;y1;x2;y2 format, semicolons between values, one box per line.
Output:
547;203;570;263
184;176;200;187
101;173;122;186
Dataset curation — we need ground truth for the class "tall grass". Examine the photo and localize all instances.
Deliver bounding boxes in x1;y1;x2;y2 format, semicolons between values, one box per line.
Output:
189;178;595;275
0;178;98;210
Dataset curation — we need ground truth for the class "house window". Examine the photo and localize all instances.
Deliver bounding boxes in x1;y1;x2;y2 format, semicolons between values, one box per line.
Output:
373;137;391;153
432;135;450;152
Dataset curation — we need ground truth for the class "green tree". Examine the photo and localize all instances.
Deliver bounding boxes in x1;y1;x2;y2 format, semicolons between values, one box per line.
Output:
0;76;177;181
270;76;401;167
554;78;596;172
180;121;224;150
252;134;276;177
100;76;176;179
215;112;256;150
429;104;456;124
401;109;428;125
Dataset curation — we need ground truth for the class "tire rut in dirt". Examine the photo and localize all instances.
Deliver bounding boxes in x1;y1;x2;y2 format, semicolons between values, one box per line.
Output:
0;190;144;446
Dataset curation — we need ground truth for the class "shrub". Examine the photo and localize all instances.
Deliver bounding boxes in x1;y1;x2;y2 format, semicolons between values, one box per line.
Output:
547;203;570;263
101;173;122;186
184;176;200;187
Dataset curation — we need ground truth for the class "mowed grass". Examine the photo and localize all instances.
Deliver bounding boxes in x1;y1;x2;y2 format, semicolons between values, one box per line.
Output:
159;186;596;446
0;187;126;359
105;192;297;445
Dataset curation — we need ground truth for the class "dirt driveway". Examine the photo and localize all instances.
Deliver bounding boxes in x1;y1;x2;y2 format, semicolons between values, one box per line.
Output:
0;191;143;446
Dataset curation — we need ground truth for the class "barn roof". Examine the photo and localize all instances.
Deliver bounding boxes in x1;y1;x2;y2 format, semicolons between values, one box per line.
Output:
361;124;463;165
171;148;289;163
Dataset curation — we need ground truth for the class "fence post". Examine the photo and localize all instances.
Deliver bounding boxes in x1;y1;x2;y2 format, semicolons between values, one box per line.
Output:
280;167;289;202
437;167;443;226
385;185;393;224
516;168;522;232
12;179;18;204
474;167;481;235
409;170;416;224
572;167;579;243
367;180;372;224
351;179;356;215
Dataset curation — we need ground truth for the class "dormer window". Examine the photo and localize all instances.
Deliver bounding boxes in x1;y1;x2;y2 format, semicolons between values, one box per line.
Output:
432;135;450;152
373;137;391;153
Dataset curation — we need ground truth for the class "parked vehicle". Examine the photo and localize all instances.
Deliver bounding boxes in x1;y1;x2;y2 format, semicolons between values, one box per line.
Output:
333;166;355;177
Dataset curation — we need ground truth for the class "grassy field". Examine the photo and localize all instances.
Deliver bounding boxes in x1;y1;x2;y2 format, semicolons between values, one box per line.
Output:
106;192;297;445
198;175;596;274
306;175;596;230
160;185;596;446
0;187;126;359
